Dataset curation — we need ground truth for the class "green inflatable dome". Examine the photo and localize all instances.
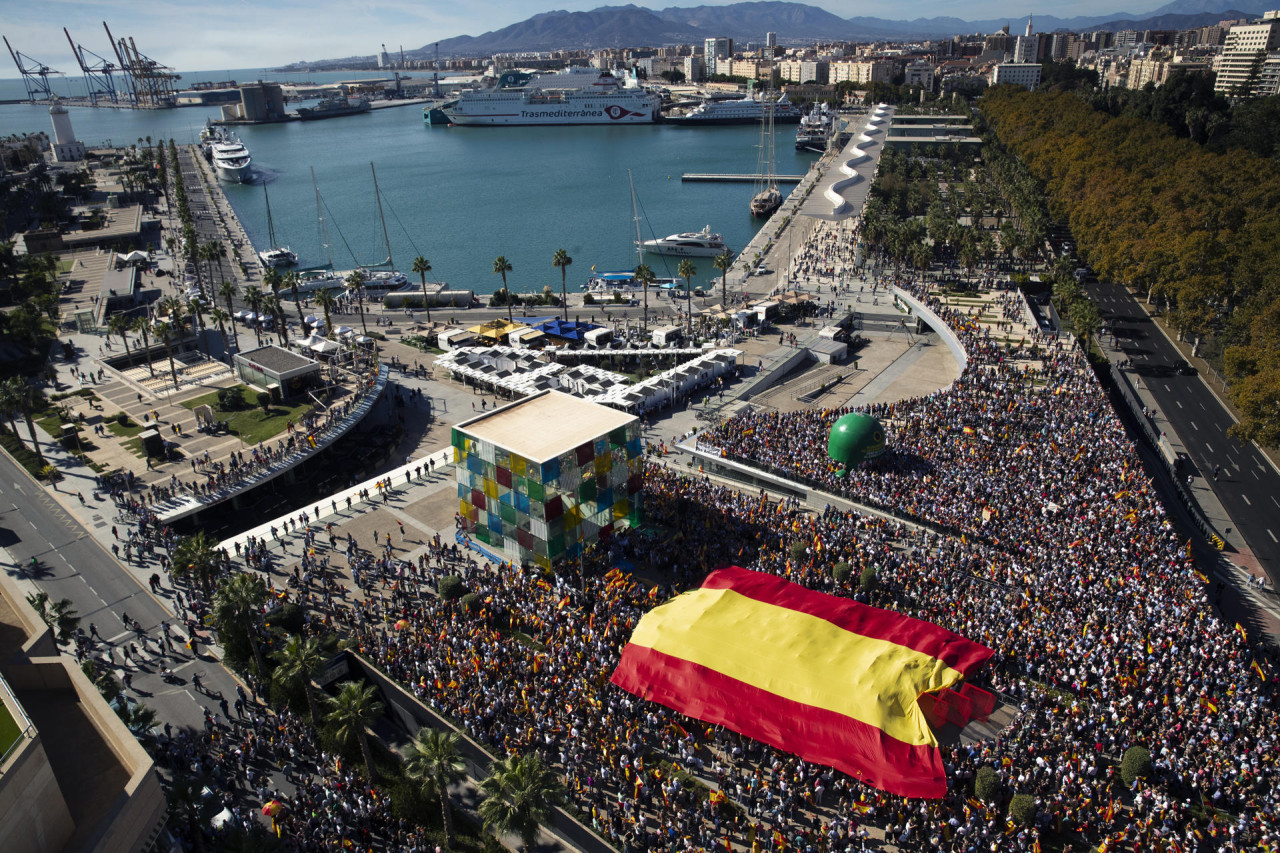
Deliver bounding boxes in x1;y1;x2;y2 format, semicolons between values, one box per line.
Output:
827;413;886;475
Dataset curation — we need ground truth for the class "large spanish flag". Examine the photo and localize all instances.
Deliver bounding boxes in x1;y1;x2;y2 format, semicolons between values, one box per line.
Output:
610;567;991;798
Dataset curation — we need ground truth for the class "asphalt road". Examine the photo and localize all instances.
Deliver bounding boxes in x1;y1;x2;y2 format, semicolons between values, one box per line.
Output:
0;448;244;736
1089;278;1280;585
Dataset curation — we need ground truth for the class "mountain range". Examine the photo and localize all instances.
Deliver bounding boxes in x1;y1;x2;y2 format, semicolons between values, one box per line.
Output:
297;0;1277;65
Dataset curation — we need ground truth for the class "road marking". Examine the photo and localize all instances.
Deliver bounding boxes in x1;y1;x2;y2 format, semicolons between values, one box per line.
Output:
1190;421;1199;431
1241;494;1251;506
1176;400;1183;408
107;630;132;644
1206;443;1214;453
1272;496;1280;508
1164;384;1171;392
1269;530;1278;543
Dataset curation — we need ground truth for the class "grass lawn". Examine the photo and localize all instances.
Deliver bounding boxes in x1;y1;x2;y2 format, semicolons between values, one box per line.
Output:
181;385;312;445
0;703;22;758
56;258;75;275
105;414;145;438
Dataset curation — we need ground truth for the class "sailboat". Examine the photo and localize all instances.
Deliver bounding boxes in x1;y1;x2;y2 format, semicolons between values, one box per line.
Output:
257;184;298;269
750;69;783;219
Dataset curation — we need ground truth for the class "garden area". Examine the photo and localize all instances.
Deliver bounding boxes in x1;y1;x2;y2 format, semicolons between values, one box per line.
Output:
179;384;314;445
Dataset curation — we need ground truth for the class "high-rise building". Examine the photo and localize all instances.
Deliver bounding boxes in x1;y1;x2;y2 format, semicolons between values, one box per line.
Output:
1214;18;1280;95
766;32;777;48
1013;35;1039;63
704;37;733;76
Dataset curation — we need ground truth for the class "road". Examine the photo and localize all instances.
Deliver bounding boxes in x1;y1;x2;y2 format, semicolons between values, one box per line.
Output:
1089;278;1280;585
0;448;244;736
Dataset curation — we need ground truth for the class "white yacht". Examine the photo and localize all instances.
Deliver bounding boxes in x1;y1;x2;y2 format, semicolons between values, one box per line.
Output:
641;226;729;258
211;133;252;183
664;92;803;126
258;247;298;268
582;270;677;295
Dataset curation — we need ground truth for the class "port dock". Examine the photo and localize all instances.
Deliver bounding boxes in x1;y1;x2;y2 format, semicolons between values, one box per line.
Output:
682;173;804;183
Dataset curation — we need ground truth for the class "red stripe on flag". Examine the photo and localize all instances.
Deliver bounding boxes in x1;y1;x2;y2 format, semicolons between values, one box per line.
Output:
611;643;949;798
701;567;991;674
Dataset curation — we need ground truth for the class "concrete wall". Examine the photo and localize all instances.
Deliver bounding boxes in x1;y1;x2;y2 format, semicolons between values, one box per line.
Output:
890;286;969;378
0;727;74;853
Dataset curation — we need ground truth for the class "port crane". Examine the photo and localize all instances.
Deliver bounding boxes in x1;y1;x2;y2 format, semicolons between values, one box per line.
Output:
3;36;64;102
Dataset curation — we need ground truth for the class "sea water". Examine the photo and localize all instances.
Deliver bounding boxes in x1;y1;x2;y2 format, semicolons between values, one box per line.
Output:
0;68;819;294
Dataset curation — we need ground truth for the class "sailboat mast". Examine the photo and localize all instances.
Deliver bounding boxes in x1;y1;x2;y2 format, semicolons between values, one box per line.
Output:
371;162;394;271
312;166;333;270
630;170;643;268
263;183;277;248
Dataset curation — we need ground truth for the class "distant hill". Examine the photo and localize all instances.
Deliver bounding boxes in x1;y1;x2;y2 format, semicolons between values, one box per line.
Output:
419;6;711;59
363;1;1273;63
1148;0;1273;14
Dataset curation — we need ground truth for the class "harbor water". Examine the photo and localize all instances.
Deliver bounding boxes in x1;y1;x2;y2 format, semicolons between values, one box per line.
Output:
0;68;820;295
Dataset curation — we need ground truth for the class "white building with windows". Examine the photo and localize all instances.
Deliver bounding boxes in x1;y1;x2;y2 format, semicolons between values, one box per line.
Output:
989;62;1042;90
1213;18;1280;96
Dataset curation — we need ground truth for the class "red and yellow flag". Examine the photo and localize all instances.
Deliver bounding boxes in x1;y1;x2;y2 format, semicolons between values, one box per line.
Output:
610;567;991;798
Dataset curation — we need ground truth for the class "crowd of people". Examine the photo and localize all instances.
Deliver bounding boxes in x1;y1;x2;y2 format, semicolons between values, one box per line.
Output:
90;211;1278;852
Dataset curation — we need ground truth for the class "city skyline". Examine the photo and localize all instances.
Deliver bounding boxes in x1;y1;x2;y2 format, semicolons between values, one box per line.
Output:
4;0;1177;77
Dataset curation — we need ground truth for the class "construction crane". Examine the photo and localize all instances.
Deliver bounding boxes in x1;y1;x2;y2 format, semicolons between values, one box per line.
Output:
3;36;64;102
64;26;123;105
106;23;178;108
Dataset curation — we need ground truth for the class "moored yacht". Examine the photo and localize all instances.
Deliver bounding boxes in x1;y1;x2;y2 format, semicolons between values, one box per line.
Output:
211;133;252;183
641;226;729;258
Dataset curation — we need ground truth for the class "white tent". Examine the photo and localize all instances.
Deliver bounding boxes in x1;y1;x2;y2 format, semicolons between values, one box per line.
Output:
310;338;341;354
117;250;148;264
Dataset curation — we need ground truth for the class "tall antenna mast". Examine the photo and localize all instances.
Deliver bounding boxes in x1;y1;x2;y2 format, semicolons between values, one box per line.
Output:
630;169;643;269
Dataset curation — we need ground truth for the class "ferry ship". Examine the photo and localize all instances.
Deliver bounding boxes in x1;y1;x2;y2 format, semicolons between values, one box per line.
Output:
442;68;660;127
297;96;371;121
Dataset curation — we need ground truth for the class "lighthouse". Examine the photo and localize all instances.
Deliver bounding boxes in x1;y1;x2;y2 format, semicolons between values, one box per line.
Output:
49;98;86;162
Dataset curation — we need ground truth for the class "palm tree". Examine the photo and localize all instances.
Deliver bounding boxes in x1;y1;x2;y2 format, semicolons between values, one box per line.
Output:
285;270;305;328
1;377;47;467
412;256;433;324
209;306;231;362
492;256;514;324
478;752;566;852
153;321;180;391
213;571;269;677
324;681;385;782
262;293;286;346
26;591;79;643
218;280;241;352
633;264;655;332
677;258;697;334
168;775;209;853
0;377;23;443
404;728;467;849
243;285;264;347
187;298;208;355
272;635;325;727
171;530;222;595
107;313;133;359
130;316;156;377
345;270;368;334
207;238;227;286
551;249;572;323
314;289;338;340
714;250;733;307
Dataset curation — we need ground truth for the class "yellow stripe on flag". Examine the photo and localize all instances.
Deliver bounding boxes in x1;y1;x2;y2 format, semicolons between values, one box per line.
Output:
627;587;965;746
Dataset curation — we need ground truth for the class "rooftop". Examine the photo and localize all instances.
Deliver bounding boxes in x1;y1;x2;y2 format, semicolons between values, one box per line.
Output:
235;344;317;375
456;389;636;463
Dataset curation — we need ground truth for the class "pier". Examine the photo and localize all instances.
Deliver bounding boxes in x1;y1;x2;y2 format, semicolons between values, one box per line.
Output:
682;173;804;183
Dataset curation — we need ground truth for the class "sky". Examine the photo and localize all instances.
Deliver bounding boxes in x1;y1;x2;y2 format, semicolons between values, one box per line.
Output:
2;0;1168;77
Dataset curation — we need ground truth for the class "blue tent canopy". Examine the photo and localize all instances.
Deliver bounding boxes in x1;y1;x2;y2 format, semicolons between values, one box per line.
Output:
533;319;604;341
